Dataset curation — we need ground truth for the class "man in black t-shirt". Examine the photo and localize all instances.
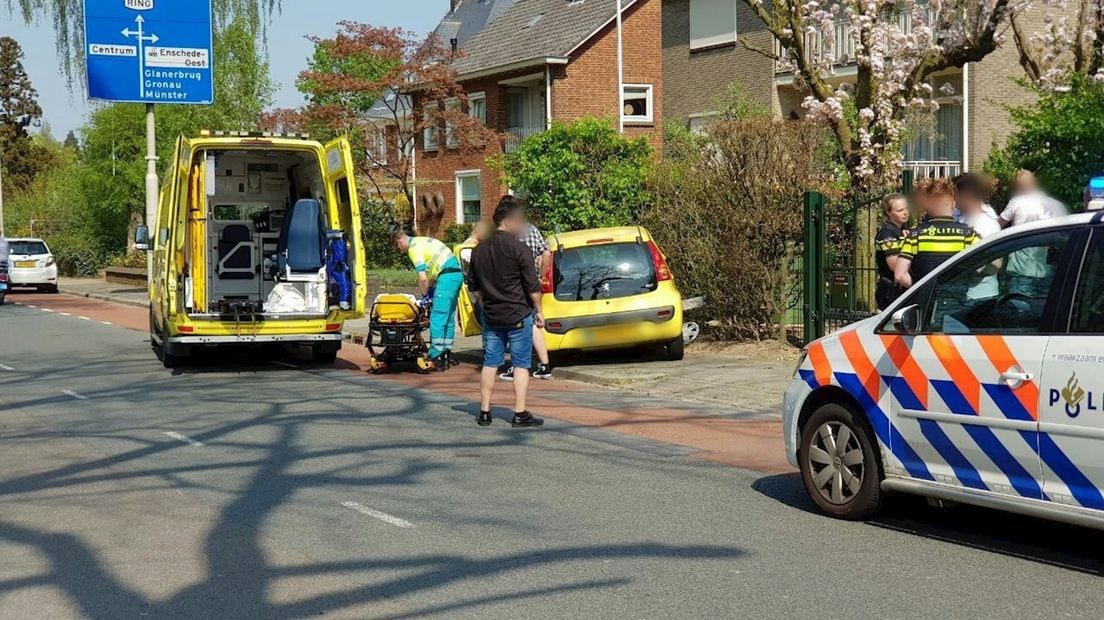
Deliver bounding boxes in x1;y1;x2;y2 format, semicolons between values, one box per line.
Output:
875;193;909;310
468;196;545;428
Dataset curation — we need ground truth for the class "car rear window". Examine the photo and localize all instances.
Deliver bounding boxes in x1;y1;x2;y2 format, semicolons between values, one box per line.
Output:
553;242;657;301
10;241;48;255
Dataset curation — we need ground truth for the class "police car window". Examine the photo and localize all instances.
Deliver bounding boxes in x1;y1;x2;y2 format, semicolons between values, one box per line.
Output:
924;230;1070;334
1070;232;1104;333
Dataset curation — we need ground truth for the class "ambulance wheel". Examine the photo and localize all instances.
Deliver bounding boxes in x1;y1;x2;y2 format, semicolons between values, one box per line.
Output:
798;403;883;520
311;344;339;365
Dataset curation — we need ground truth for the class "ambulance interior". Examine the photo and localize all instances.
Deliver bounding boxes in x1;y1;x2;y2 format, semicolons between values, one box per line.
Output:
184;148;354;319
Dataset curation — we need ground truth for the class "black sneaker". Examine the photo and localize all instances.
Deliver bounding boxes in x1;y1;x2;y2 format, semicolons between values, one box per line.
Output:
444;351;459;368
511;412;544;427
477;410;493;426
499;367;515;381
532;363;553;380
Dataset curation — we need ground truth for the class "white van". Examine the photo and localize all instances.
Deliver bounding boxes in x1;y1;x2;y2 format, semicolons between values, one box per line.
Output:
784;212;1104;529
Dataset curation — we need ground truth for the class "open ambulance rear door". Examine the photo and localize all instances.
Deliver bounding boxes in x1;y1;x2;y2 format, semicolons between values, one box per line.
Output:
324;137;367;318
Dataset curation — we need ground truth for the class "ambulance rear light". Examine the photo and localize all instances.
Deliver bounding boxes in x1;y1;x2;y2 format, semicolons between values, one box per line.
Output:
325;323;342;332
647;241;672;282
198;130;312;140
0;273;7;283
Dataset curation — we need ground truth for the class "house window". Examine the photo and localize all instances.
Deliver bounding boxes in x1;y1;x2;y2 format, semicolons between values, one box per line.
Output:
370;125;389;165
445;98;461;149
468;91;487;124
690;0;738;50
422;106;438;151
456;171;482;224
622;85;653;124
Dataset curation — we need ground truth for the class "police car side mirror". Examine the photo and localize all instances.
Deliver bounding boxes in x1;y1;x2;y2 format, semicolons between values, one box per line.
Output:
891;304;922;335
134;225;151;252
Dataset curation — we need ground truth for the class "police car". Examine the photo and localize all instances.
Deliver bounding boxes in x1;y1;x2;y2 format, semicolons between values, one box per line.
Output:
784;212;1104;529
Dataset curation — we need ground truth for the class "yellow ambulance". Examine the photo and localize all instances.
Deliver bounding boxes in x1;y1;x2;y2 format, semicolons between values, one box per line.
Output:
136;131;366;368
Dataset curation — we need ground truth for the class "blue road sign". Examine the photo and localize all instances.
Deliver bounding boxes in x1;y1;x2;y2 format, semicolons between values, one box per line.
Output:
84;0;214;105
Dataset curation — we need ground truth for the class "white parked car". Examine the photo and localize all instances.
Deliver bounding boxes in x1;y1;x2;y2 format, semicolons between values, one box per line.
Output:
784;212;1104;530
8;238;58;293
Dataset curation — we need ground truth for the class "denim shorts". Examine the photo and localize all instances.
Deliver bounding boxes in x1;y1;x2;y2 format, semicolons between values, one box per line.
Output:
483;313;534;370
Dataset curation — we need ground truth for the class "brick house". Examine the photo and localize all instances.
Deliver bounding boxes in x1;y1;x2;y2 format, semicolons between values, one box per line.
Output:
661;0;1060;177
412;0;663;236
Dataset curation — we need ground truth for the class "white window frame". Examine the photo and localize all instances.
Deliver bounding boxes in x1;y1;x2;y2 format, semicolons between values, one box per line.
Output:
690;0;738;51
444;98;462;149
422;106;438;151
468;91;487;125
370;124;389;165
622;84;654;125
455;170;482;225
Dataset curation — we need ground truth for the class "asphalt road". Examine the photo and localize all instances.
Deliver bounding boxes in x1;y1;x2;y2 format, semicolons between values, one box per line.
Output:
2;296;1104;619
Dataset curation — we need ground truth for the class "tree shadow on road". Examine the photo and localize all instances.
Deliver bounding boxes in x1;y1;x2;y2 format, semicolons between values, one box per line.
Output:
0;356;747;617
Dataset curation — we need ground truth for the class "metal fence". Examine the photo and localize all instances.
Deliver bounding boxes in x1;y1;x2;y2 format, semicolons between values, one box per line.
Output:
803;172;914;342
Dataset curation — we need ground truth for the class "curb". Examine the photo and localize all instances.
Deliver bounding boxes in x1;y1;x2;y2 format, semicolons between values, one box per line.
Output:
59;288;149;310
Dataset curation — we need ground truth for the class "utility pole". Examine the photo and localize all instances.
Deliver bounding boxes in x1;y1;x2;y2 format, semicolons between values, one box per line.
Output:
145;103;158;281
616;0;624;134
0;152;5;238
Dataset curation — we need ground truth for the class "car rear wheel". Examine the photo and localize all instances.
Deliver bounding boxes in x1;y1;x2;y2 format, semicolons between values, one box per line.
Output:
43;284;58;294
798;403;883;520
663;334;684;361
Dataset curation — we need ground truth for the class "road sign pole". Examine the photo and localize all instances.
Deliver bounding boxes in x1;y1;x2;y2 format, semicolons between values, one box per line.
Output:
145;103;158;283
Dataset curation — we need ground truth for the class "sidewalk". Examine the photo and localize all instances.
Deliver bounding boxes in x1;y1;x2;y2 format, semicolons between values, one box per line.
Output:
56;277;798;418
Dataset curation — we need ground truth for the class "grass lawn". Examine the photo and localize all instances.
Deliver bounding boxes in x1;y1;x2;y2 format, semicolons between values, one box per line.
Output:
369;268;419;289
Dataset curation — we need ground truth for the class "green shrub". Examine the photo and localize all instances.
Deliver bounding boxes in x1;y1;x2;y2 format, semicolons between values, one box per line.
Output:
985;74;1104;209
360;198;407;269
443;223;473;245
644;118;833;342
499;117;653;232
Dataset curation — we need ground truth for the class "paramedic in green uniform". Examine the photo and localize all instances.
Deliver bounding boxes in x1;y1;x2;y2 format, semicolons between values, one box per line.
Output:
392;231;465;369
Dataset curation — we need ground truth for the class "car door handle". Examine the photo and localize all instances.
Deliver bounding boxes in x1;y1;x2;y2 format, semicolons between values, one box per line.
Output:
1000;369;1034;388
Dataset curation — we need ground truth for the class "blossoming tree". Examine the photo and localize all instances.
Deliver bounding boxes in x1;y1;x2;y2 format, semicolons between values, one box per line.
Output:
741;0;1026;191
1013;0;1104;87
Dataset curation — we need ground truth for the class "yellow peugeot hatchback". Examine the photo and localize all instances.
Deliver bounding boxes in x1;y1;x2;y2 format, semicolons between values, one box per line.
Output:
457;226;684;360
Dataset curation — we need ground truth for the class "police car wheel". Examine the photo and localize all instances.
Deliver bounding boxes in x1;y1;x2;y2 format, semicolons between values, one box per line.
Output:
798;404;882;520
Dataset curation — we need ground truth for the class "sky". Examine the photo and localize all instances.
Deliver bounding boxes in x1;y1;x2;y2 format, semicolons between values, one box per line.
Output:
2;0;445;138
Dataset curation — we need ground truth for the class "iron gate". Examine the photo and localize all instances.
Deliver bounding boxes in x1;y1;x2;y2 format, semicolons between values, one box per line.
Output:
803;173;913;343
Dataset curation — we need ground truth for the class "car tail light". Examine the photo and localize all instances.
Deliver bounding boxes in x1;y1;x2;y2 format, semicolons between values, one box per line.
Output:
547;321;562;330
178;325;194;333
647;241;672;281
45;256;56;267
541;253;554;294
0;274;7;283
325;323;341;331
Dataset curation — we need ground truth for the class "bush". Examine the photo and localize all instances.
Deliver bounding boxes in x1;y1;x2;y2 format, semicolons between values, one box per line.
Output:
443;223;473;245
643;118;834;342
499;117;653;232
360;198;407;269
985;74;1104;209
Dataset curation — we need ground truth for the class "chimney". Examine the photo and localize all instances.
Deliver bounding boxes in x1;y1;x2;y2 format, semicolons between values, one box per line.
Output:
450;0;460;12
450;38;458;54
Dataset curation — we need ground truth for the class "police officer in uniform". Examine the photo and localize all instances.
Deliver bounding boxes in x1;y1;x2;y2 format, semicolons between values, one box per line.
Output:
895;178;978;290
875;193;909;310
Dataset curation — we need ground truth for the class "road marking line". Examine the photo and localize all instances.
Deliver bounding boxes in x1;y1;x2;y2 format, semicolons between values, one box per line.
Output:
79;316;91;321
59;312;71;316
164;431;204;447
0;364;13;371
101;321;113;326
341;501;415;528
41;308;54;313
61;390;88;400
27;305;36;308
